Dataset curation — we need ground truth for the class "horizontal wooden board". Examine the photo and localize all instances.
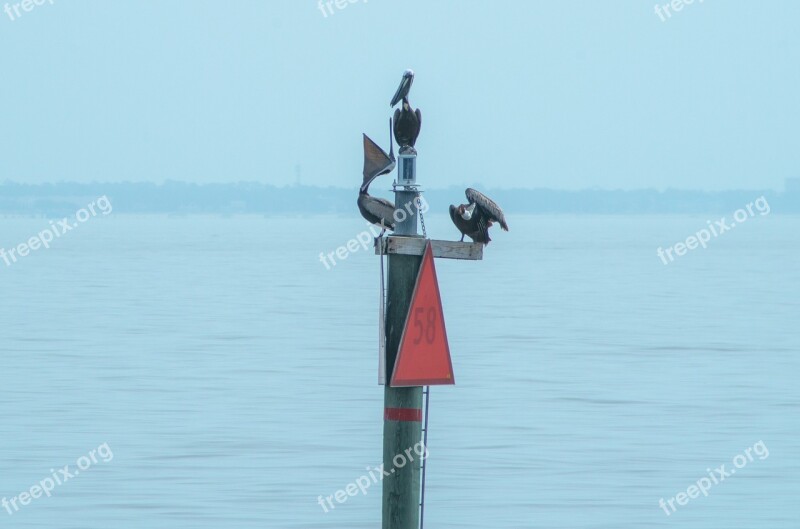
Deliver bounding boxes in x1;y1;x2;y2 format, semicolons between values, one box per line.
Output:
375;236;483;260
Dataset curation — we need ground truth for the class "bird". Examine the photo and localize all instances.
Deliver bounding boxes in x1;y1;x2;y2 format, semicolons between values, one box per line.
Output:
358;190;396;236
449;188;509;244
390;69;422;151
358;123;396;235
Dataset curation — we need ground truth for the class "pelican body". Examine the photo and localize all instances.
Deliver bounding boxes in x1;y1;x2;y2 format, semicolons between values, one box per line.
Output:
390;69;422;150
449;188;509;245
358;191;396;233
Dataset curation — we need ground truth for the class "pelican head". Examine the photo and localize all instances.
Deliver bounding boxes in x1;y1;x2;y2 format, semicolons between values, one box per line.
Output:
390;69;415;107
459;203;476;220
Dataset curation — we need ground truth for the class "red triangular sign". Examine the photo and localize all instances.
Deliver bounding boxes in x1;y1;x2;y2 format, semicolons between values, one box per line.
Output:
391;242;455;387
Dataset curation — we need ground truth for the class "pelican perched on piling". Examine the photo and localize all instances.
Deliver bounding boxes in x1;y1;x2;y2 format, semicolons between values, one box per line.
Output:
449;188;509;245
358;124;396;235
390;69;422;150
358;188;395;235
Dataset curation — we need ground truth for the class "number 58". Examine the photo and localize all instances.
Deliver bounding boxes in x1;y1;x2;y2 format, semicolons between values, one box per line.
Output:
413;307;436;345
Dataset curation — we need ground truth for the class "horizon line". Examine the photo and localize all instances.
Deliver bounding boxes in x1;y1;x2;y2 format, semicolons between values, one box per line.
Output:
1;180;797;193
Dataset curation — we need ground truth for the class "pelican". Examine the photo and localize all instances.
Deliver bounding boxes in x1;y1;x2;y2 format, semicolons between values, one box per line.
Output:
358;123;396;235
449;188;509;245
390;69;422;150
358;189;395;235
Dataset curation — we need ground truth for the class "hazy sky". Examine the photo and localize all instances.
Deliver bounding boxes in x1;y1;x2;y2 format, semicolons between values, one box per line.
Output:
1;1;798;190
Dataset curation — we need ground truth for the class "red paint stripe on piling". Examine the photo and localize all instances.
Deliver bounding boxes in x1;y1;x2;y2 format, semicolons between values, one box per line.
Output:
384;407;422;422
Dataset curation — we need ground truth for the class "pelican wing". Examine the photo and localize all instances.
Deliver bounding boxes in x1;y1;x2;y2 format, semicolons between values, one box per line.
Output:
465;188;509;231
362;134;396;188
392;108;402;145
476;214;491;243
412;108;422;147
362;196;396;229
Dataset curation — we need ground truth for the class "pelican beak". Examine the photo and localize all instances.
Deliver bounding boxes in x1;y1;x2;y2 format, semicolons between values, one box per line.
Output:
390;71;414;107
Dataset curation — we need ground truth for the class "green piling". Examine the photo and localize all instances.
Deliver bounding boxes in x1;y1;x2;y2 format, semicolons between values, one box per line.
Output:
382;157;424;529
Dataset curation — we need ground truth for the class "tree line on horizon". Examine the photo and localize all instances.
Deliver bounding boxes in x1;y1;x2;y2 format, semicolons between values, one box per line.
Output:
0;181;798;215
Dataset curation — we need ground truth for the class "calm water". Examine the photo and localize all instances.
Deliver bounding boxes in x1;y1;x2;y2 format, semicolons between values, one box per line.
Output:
1;213;798;528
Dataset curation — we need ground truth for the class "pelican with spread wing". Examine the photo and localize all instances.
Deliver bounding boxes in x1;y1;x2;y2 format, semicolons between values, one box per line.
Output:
358;122;396;235
449;188;509;245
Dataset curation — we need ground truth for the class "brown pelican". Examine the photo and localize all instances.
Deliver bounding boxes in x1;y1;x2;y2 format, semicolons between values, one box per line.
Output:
390;69;422;151
449;188;509;244
358;125;396;234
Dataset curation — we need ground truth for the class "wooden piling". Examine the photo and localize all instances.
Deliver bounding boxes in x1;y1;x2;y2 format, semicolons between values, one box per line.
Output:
382;152;424;529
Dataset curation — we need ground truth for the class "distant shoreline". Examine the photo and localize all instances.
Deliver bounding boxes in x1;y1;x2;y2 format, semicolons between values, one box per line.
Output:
1;181;798;215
